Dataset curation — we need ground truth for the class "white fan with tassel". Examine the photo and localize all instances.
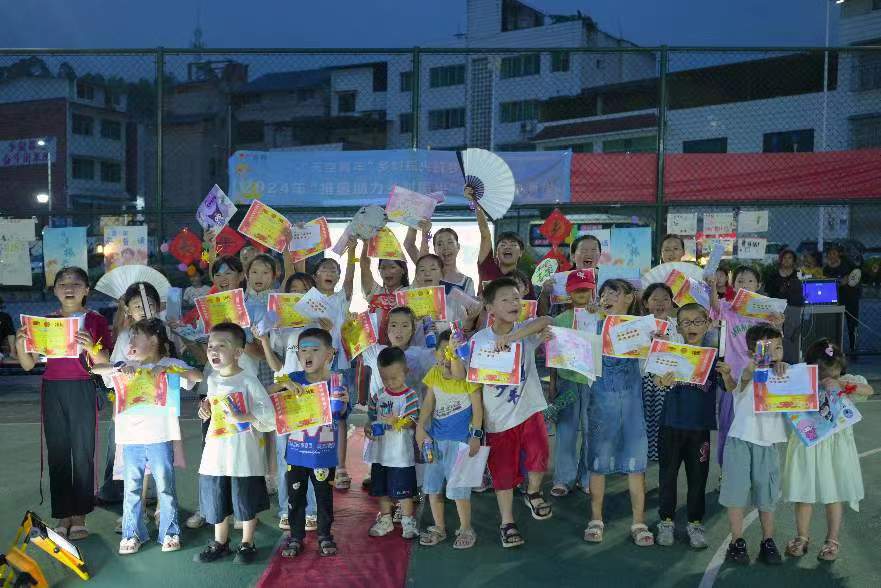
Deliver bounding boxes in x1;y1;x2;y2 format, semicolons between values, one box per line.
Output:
96;265;172;301
460;148;516;220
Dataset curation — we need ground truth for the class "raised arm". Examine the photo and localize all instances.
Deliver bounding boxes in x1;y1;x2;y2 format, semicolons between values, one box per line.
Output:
403;228;420;265
342;238;357;301
475;202;493;265
360;241;377;297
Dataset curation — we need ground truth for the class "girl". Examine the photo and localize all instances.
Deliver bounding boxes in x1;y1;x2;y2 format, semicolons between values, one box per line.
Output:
183;266;210;308
413;254;444;289
244;253;280;387
640;283;678;462
92;318;202;554
405;223;476;297
584;279;653;547
715;267;735;302
360;244;409;314
783;340;873;562
15;266;112;540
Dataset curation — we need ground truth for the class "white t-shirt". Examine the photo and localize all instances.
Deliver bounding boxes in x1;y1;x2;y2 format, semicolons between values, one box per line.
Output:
468;323;547;434
198;370;276;477
727;381;788;446
362;344;436;404
270;326;304;375
366;386;420;468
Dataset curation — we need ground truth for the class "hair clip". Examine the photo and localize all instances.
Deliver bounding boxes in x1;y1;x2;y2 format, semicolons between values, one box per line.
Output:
825;344;834;358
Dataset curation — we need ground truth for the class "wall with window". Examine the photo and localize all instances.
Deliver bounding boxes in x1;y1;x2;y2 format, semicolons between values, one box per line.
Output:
331;67;386;115
840;0;881;45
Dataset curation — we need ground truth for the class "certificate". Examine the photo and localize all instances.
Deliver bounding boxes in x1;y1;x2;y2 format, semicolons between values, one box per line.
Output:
113;369;176;416
545;326;596;379
288;217;332;262
341;311;378;361
395;286;447;320
20;315;82;358
665;269;711;308
267;293;310;328
601;315;670;359
486;300;537;328
753;363;819;413
208;392;251;438
294;287;336;321
386;185;437;229
237;200;291;252
466;340;522;386
271;381;333;434
644;339;717;385
731;289;788;321
366;227;405;260
195;288;251;330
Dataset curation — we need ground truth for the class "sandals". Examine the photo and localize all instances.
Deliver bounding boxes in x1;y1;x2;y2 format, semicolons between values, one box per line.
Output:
786;536;810;557
550;484;569;498
281;537;303;558
631;523;655;547
584;520;604;543
453;528;477;550
499;523;525;548
523;492;553;520
419;525;448;547
318;537;338;557
817;539;840;562
69;525;89;541
334;470;352;491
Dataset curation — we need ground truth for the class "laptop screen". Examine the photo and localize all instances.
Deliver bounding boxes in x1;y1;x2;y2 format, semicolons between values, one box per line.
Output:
803;280;838;304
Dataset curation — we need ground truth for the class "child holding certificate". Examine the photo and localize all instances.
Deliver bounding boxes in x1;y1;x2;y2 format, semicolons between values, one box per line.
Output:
641;283;679;462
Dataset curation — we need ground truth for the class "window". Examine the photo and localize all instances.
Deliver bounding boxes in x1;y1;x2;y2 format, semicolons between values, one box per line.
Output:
237;120;265;143
72;114;93;136
100;161;122;183
104;90;121;107
337;92;356;113
399;113;413;134
851;115;881;148
100;119;122;140
602;135;657;153
296;88;315;102
551;51;570;73
500;54;541;79
499;100;539;123
683;137;728;153
75;82;94;101
372;64;388;92
763;129;814;152
854;53;881;91
429;65;465;88
496;142;537;151
568;142;593;153
400;71;413;92
502;0;544;32
72;158;94;180
428;108;466;130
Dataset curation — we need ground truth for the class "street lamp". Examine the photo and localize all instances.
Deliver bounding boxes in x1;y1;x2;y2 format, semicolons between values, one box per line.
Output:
36;138;52;210
35;192;49;204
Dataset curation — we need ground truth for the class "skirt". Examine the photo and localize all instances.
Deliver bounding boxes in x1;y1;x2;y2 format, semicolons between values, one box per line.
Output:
782;429;864;511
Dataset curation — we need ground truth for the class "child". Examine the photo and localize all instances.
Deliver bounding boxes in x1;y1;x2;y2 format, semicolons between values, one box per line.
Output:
270;328;352;558
92;318;202;554
469;277;553;548
660;234;686;263
720;324;788;566
472;194;535;299
244;253;279;386
654;304;735;549
715;268;735;302
547;270;595;497
782;340;873;561
415;331;484;549
570;234;602;270
15;266;112;540
413;253;444;289
196;323;276;564
584;279;652;547
365;346;421;540
183;266;210;308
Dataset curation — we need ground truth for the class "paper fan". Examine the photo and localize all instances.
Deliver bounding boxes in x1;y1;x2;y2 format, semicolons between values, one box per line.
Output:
95;265;171;301
460;148;515;220
641;262;704;289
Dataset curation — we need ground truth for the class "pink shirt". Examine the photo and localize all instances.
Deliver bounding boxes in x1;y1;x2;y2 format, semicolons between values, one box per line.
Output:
42;311;113;381
710;300;763;382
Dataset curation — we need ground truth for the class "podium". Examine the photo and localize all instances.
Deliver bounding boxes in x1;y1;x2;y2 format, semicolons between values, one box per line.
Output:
799;305;845;359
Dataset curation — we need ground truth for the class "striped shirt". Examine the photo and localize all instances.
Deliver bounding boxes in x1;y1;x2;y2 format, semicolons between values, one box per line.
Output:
367;386;419;468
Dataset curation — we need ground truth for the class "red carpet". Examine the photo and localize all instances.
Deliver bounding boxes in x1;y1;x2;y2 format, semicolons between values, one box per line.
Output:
256;430;412;588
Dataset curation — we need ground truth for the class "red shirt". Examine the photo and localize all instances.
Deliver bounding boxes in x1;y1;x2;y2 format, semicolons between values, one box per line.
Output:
42;310;113;381
477;255;536;299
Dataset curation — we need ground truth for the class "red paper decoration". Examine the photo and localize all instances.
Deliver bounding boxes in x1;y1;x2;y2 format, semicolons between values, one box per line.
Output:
541;246;572;272
168;228;203;265
215;226;247;257
539;208;573;248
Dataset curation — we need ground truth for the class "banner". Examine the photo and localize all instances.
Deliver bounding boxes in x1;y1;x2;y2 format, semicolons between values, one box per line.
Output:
0;137;56;167
20;315;82;358
0;238;32;286
395;286;447;320
228;149;571;207
609;227;653;273
195;288;251;330
270;381;333;434
237;200;291;252
267;293;310;328
103;225;148;271
341;311;377;361
43;227;88;288
644;339;717;385
753;363;819;414
288;217;331;262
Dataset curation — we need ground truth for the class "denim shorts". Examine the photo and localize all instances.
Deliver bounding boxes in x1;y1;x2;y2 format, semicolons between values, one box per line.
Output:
422;439;471;501
199;474;269;524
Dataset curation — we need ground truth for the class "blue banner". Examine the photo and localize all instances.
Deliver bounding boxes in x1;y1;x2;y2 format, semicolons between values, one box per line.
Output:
228;149;570;208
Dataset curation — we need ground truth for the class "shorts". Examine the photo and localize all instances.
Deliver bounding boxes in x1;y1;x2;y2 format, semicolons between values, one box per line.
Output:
199;474;270;524
486;412;549;491
719;437;780;512
369;464;417;500
422;439;471;501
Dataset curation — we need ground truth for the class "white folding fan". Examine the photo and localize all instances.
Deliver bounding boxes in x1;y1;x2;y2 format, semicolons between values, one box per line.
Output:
460;148;515;220
640;261;704;289
95;265;171;301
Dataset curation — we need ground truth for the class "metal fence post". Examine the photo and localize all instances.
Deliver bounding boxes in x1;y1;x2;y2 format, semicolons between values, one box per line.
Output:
654;46;669;263
412;47;421;149
156;47;165;245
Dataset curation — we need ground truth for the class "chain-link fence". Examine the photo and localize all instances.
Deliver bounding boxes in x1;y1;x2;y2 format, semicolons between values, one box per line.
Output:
2;46;881;354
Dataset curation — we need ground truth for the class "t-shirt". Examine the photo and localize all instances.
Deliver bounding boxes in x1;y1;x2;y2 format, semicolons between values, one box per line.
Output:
183;285;211;306
661;361;719;431
114;358;197;446
553;310;589;384
710;300;765;382
423;365;480;441
764;271;804;306
477;255;536;299
43;310;113;381
441;276;476;298
726;379;788;446
283;369;354;469
198;370;276;477
363;344;435;404
367;386;419;468
468;322;547;434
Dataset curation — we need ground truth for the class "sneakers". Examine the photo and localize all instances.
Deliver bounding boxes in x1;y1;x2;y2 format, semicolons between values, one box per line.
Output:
401;516;419;540
687;523;708;550
161;534;181;553
186;512;206;529
368;513;394;537
195;540;231;563
278;516;290;531
392;504;403;524
305;515;318;532
759;538;783;565
725;538;750;565
656;520;675;547
118;537;141;555
234;542;257;565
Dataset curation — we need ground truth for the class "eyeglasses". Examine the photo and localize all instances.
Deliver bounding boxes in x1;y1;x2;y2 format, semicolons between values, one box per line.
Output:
678;319;708;328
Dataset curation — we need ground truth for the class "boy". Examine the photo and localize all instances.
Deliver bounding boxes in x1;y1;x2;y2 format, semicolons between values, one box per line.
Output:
470;277;553;548
269;327;352;558
660;234;686;263
196;323;276;564
720;324;788;565
364;346;420;539
654;304;736;549
415;331;484;549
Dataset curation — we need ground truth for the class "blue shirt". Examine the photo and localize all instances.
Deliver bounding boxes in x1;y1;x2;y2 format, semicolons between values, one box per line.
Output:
661;360;719;431
284;369;354;469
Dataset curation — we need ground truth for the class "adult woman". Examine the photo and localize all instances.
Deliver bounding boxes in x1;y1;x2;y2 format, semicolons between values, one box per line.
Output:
823;245;862;353
404;223;475;296
765;249;804;363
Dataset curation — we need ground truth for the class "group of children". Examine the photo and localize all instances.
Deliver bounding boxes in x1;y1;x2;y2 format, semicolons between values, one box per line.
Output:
15;207;871;569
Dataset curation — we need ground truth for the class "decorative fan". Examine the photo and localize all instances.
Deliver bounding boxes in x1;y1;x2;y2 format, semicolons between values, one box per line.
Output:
460;148;515;220
95;265;171;301
350;205;387;240
641;261;704;289
168;228;203;266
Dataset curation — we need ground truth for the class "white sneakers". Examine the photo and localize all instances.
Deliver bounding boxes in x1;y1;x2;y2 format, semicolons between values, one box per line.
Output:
369;513;394;537
185;512;206;529
118;537;141;555
401;516;419;540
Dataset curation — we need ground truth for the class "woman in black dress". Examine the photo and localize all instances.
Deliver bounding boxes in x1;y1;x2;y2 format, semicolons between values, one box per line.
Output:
823;244;862;353
764;249;804;363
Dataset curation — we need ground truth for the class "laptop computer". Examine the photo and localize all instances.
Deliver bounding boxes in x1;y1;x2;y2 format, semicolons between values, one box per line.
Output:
803;279;839;305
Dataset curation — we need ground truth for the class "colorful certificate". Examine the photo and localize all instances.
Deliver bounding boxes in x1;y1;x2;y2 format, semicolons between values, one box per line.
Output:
195;288;251;330
366;227;405;260
572;308;600;332
112;369;173;415
288;217;332;262
753;363;819;414
601;315;670;359
644;339;718;385
788;387;862;448
395;286;447;320
731;289;788;321
270;381;333;434
486;300;537;328
267;293;310;328
237;200;291;252
545;326;596;379
103;225;148;271
368;292;398;314
208;392;251;438
196;184;237;231
386;185;437;229
20;315;82;358
466;340;522;386
341;311;377;361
